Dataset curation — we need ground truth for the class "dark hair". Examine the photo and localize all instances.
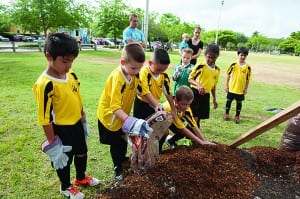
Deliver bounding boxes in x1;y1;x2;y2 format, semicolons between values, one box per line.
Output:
129;13;138;21
176;85;194;101
44;32;79;60
205;43;220;56
237;47;249;56
122;43;145;63
151;48;170;65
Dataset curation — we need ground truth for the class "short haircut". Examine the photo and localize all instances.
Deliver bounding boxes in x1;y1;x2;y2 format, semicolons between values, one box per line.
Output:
129;13;138;21
175;85;194;102
151;48;170;65
122;43;145;63
194;26;201;31
44;32;79;60
237;47;249;56
182;33;189;39
205;43;220;56
182;48;194;55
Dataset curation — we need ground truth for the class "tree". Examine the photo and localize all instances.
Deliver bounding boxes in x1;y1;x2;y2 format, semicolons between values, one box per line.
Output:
278;31;300;54
0;4;11;32
11;0;90;36
93;0;129;40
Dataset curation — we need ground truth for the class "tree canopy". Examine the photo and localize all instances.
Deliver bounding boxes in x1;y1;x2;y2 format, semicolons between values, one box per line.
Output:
1;0;299;54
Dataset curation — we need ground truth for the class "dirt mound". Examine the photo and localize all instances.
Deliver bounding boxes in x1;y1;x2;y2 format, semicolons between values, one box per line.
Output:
97;145;300;199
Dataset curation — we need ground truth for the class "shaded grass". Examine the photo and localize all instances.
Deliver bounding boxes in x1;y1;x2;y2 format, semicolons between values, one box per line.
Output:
0;50;299;198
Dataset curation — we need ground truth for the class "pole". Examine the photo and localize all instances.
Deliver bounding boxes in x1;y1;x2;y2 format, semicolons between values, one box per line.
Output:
215;0;224;44
144;0;149;45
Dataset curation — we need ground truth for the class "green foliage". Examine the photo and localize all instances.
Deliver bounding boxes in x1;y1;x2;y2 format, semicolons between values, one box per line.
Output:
11;0;90;35
93;0;129;39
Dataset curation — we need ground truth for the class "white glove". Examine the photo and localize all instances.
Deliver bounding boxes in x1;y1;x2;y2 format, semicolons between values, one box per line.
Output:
122;116;153;138
41;136;72;170
81;115;89;137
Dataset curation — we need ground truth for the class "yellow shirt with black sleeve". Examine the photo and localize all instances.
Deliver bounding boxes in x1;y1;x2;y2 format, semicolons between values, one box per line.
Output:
189;63;220;93
162;101;198;129
32;70;82;126
226;61;252;94
137;65;172;101
97;66;141;131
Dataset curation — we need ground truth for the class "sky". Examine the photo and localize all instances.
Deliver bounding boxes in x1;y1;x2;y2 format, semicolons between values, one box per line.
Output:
125;0;300;38
1;0;299;38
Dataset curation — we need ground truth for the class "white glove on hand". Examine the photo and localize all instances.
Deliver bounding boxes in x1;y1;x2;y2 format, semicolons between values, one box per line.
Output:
122;116;153;138
41;136;72;170
81;115;89;137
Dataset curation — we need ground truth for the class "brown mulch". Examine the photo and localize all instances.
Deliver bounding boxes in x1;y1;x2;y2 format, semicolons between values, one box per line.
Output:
96;144;300;199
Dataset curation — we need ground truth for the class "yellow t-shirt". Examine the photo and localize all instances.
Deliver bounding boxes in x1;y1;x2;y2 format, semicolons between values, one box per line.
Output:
33;70;82;125
189;63;220;93
97;66;140;131
163;101;197;129
226;61;252;94
138;65;172;101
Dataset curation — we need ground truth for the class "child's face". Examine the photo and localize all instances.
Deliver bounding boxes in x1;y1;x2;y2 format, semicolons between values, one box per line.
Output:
181;52;192;65
205;52;218;66
183;35;189;42
121;59;144;76
148;61;169;75
176;99;193;112
238;53;247;62
46;54;76;76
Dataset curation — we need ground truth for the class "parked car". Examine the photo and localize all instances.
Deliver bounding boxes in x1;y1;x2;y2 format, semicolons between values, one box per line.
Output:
0;35;9;42
23;36;34;42
33;36;45;43
104;38;115;46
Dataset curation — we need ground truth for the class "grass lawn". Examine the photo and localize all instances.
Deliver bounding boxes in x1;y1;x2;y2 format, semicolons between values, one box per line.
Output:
0;49;299;198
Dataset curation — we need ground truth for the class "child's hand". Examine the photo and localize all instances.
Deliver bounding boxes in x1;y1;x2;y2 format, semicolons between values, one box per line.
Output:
202;140;216;146
213;100;218;109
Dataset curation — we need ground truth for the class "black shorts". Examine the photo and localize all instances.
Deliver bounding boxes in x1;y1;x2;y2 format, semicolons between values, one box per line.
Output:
53;120;87;154
133;97;155;119
190;88;210;119
227;92;245;101
97;119;125;145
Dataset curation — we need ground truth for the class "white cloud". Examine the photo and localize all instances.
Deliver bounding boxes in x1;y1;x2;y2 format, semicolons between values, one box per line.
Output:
126;0;300;38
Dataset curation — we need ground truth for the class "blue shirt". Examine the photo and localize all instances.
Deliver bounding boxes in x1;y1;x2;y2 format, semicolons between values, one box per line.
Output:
123;26;145;45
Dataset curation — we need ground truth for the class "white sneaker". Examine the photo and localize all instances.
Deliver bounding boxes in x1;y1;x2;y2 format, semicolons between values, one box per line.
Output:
60;185;84;199
74;175;101;187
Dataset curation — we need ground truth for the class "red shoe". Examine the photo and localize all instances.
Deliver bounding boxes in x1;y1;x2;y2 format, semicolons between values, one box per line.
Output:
74;175;101;186
235;116;240;124
223;113;230;121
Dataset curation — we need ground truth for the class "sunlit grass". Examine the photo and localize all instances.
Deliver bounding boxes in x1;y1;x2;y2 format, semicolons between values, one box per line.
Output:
0;50;299;198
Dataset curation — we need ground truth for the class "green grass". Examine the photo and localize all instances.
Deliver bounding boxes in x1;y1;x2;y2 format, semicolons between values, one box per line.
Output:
0;49;299;198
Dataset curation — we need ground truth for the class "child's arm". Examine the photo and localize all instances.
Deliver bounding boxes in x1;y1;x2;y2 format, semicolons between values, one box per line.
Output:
142;93;164;111
165;94;177;119
225;74;230;92
244;80;250;95
42;124;56;142
189;78;205;95
181;127;215;145
211;87;218;109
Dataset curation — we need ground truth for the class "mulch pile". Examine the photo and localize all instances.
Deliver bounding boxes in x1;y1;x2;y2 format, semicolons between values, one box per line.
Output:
96;144;300;199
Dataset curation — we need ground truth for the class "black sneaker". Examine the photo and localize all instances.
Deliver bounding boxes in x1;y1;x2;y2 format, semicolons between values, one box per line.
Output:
114;166;123;181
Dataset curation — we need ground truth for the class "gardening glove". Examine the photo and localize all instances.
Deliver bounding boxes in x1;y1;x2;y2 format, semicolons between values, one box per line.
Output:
122;116;153;138
81;114;89;137
41;136;72;170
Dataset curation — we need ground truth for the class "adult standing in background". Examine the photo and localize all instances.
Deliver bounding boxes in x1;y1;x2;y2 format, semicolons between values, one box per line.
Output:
123;14;146;48
187;27;204;65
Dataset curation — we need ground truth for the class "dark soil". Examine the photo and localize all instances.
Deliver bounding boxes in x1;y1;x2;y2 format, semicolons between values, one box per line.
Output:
96;144;300;199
